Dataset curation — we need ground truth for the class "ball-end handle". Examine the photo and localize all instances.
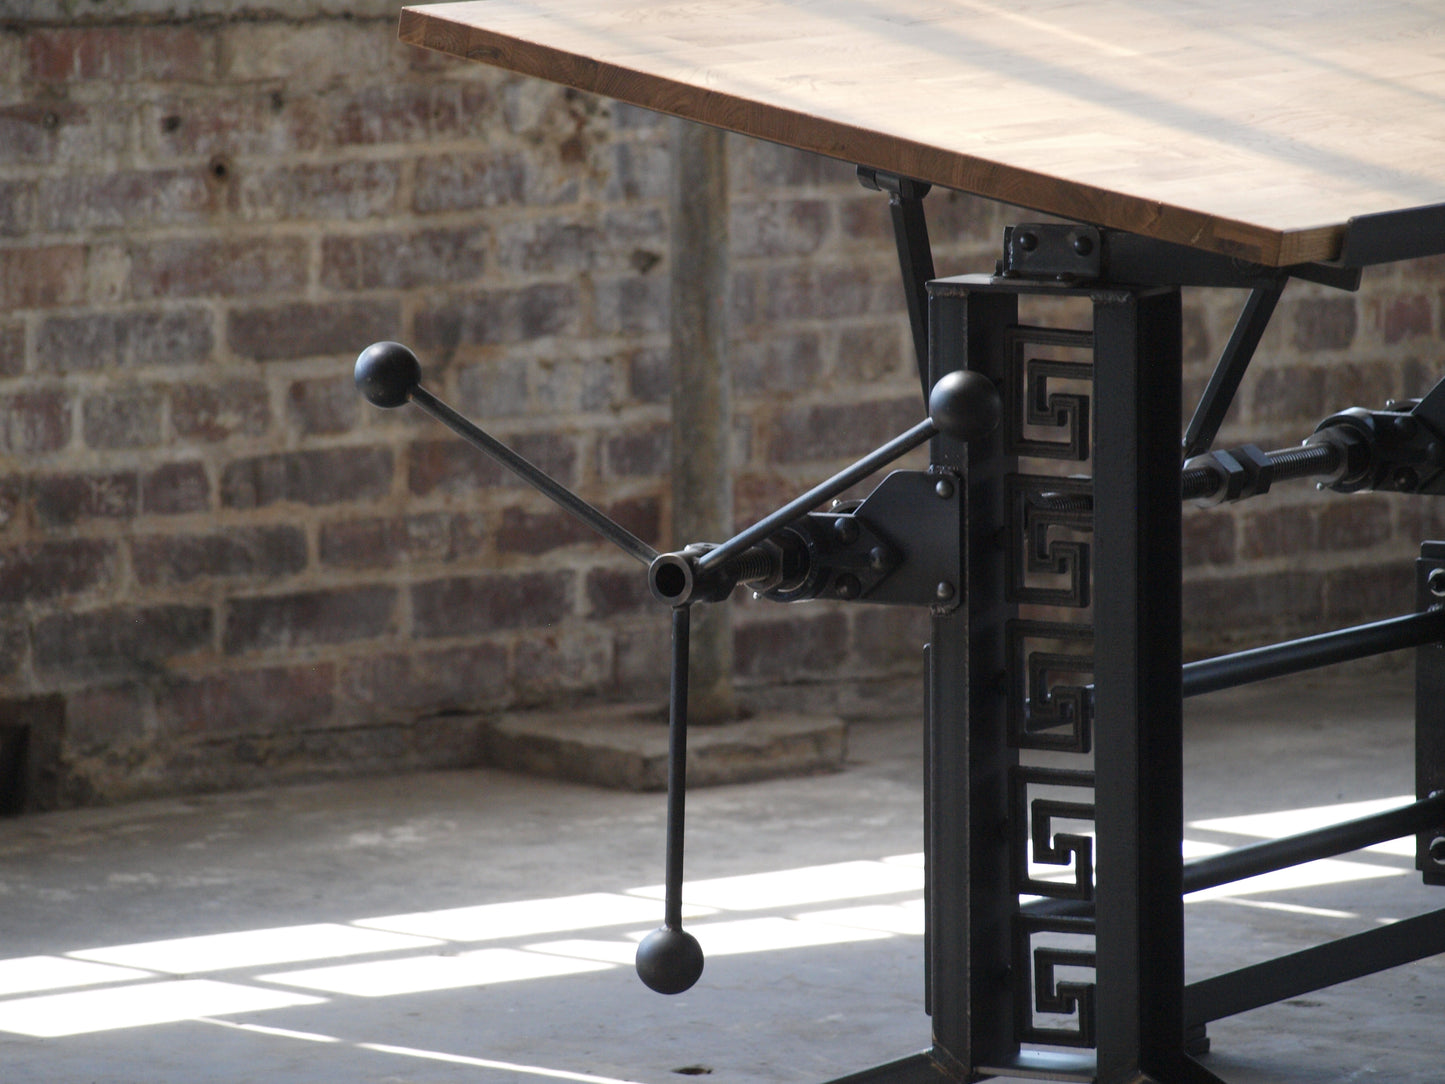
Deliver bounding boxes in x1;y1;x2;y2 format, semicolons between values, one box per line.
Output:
635;925;704;995
355;341;422;409
928;368;1001;444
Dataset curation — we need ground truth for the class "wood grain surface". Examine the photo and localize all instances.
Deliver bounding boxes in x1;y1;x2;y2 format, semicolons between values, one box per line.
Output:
400;0;1445;266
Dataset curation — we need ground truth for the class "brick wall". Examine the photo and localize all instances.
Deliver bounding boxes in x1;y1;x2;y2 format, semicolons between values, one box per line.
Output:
1;8;1439;805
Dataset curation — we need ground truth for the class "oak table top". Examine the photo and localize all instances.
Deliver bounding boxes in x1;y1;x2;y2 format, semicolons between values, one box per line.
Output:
400;0;1445;267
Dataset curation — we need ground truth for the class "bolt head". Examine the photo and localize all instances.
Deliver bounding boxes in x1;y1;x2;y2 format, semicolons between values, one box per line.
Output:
934;478;955;500
1430;837;1445;865
936;581;956;601
834;574;862;600
1430;568;1445;599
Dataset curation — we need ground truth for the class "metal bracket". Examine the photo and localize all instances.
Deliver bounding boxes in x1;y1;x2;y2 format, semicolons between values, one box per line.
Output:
762;469;962;611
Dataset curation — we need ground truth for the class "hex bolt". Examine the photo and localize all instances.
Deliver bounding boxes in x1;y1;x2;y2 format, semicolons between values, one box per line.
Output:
936;581;956;601
935;478;955;500
1431;837;1445;865
1430;568;1445;598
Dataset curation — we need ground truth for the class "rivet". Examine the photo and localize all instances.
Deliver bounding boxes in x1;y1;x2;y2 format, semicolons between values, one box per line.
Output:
834;574;862;601
1018;231;1038;252
934;478;955;500
936;581;956;601
833;516;860;545
1072;234;1094;257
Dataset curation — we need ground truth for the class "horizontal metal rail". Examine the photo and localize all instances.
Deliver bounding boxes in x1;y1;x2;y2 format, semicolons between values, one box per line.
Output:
1185;907;1445;1026
1181;608;1445;698
1023;793;1445;919
1182;792;1445;895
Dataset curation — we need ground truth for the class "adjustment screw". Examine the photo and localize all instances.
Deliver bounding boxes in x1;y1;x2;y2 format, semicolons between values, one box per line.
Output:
834;574;862;600
936;581;956;601
833;516;860;545
1430;837;1445;865
1072;234;1094;256
934;478;955;500
1430;568;1445;599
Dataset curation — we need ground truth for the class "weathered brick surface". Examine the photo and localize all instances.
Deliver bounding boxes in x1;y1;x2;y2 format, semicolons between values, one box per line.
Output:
0;8;1435;807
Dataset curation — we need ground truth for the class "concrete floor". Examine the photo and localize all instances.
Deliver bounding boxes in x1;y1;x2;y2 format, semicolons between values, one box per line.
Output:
0;669;1440;1084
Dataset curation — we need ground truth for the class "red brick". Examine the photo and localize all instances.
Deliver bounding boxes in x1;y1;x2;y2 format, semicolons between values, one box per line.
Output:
413;151;528;213
318;511;487;570
37;308;214;374
593;276;668;335
0;389;70;453
287;375;360;437
734;611;849;679
1381;295;1433;345
28;26;212;83
454;358;530;418
64;683;150;751
37;168;221;233
224;585;396;654
626;346;671;404
141;461;210;515
511;628;613;700
597;141;669;201
602;425;670;478
146;92;325;159
497;496;659;557
1317;497;1395;551
731;199;829;258
1247;365;1327;427
221;446;393;509
1322;563;1414;625
332;83;494;147
1239;505;1318;560
1181;508;1236;567
129;237;308;301
156;663;335;735
408;433;576;496
133;526;307;587
0;476;21;535
585;565;653;617
0;180;32;238
1291;296;1358;352
0;246;85;309
768;396;919;463
0;538;118;603
236;160;401;222
829;323;906;385
82;388;164;450
227;299;400;361
171;380;269;442
1182;572;1323;647
0;320;23;377
33;604;211;680
413;284;581;352
412;570;573;638
320;226;488;292
33;471;138;526
340;644;510;713
493;218;604;275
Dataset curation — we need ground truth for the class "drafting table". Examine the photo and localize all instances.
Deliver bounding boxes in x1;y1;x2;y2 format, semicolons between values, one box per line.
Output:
380;3;1445;1081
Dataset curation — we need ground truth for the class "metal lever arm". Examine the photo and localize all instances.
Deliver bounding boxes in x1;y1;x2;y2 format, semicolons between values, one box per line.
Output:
694;368;1000;578
355;342;658;566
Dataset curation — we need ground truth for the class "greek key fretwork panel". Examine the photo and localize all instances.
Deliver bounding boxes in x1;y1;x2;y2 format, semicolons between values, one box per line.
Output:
1006;620;1094;753
1010;766;1096;900
1013;914;1097;1049
1004;326;1094;462
1006;474;1092;607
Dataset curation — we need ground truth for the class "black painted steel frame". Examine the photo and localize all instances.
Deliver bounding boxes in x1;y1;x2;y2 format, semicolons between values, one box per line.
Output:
849;245;1445;1082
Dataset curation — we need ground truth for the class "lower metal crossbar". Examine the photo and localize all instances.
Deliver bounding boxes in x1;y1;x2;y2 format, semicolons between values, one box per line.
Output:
1185;906;1445;1026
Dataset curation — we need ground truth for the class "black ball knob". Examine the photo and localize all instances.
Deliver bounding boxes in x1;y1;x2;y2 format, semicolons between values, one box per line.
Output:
635;926;704;994
929;368;1001;444
355;341;421;409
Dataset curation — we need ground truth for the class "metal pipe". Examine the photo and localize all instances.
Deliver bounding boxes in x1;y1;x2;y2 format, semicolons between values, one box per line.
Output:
697;417;937;571
1183;793;1445;894
410;385;659;567
1182;608;1445;697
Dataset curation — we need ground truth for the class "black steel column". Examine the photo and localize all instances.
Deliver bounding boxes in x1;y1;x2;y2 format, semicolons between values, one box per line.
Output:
926;281;1019;1070
1417;543;1445;887
1092;288;1216;1083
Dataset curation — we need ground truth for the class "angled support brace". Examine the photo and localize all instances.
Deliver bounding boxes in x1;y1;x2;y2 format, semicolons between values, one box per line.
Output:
859;166;936;402
1182;280;1287;458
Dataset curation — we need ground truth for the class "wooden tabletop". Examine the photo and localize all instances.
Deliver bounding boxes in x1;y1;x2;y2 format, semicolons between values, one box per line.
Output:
400;1;1445;267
